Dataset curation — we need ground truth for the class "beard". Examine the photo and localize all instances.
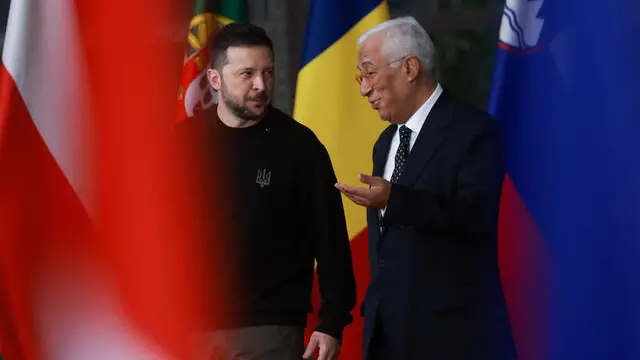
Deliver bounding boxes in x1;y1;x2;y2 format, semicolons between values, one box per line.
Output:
220;80;270;121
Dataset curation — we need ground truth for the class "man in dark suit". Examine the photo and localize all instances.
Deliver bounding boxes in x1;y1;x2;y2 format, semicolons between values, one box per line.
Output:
335;16;516;360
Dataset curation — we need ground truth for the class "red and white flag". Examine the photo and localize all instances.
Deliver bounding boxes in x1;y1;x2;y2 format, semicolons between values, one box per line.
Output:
0;0;217;358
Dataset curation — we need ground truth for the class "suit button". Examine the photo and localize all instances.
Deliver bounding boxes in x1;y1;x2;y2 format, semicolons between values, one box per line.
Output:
378;259;386;267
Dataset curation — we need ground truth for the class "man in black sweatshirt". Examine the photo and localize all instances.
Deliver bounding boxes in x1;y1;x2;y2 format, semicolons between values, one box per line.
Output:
179;23;356;360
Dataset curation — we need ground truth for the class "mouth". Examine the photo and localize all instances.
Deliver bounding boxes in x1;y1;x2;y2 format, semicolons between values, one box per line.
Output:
369;99;381;110
248;99;266;107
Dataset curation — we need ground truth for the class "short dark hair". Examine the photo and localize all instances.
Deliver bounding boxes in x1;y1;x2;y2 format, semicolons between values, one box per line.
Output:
209;23;274;70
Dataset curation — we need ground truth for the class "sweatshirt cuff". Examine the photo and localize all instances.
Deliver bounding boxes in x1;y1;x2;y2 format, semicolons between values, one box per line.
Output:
315;322;344;342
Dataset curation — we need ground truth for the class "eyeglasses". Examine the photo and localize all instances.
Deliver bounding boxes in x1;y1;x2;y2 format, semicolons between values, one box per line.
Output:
355;56;408;85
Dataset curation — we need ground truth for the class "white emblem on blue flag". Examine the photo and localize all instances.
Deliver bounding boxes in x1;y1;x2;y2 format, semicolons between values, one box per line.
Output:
499;0;545;49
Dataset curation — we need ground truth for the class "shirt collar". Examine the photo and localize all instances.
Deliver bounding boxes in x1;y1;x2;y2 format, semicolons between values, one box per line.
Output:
403;83;443;134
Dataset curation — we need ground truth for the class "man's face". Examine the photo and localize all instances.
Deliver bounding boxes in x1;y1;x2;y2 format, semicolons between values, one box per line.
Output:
208;46;274;120
357;32;409;123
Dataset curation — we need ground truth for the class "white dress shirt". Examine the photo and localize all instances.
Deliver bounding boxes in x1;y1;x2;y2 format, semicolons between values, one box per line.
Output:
381;83;443;216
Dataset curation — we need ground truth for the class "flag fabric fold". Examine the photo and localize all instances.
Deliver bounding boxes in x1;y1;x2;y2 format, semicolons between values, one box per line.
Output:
294;1;389;358
0;0;92;356
0;0;217;359
488;0;640;359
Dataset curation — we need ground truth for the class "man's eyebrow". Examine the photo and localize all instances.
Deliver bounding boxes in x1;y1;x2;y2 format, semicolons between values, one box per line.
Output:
358;60;374;69
235;66;255;73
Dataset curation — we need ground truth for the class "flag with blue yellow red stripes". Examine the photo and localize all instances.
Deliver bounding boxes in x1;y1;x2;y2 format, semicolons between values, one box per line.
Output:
294;0;389;358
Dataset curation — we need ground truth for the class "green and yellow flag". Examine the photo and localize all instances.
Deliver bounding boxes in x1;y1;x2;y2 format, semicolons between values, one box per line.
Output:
176;0;247;122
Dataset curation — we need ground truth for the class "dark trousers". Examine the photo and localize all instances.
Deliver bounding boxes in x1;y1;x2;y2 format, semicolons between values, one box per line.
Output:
367;316;392;360
197;326;304;360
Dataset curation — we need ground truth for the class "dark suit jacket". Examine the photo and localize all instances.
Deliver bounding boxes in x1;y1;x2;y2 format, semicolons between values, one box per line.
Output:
362;90;516;360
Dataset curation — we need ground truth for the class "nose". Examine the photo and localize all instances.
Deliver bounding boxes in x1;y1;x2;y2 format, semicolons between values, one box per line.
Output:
252;75;265;92
359;77;372;97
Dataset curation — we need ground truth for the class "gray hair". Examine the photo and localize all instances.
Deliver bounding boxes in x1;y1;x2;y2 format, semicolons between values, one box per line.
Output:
358;16;436;78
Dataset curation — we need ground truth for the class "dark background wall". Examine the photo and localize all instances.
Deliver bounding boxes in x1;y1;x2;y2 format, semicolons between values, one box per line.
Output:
246;0;504;115
0;0;505;113
0;0;9;51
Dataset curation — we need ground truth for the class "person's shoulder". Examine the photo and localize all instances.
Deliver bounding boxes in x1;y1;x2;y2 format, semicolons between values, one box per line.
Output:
267;106;325;146
174;106;217;133
173;114;206;140
447;92;498;133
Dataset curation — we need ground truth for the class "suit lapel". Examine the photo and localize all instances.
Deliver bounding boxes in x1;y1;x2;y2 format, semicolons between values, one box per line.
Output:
399;90;455;187
373;126;395;177
369;126;395;244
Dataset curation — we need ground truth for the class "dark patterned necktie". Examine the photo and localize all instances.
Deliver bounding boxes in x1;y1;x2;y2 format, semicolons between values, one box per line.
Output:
390;125;412;184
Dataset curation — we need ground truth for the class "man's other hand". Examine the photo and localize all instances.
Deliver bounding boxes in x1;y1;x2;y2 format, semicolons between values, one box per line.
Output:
302;331;340;360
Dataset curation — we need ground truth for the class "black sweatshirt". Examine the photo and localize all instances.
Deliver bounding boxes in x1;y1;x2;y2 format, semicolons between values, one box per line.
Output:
176;106;356;340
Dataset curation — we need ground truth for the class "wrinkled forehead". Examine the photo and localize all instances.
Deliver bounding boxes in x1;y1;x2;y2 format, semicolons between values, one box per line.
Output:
357;32;386;70
225;46;274;68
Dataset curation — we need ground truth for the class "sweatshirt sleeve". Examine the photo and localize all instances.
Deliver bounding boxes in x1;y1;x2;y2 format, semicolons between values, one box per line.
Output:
302;136;356;341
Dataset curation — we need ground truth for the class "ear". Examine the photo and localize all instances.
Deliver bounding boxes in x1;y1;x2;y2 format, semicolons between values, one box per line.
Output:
404;56;421;83
206;68;222;91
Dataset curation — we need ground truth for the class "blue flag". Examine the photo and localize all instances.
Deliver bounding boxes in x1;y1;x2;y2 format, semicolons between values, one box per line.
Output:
488;0;640;359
